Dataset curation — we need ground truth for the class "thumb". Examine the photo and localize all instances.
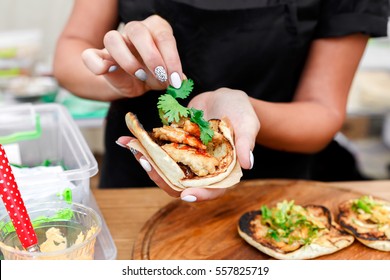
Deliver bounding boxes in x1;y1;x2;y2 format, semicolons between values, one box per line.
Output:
232;119;259;170
235;134;255;170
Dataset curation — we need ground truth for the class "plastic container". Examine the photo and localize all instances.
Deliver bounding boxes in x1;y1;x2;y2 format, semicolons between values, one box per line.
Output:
0;201;102;260
0;103;117;259
0;103;96;205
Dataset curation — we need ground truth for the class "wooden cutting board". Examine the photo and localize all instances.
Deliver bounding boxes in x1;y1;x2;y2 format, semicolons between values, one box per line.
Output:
132;180;390;260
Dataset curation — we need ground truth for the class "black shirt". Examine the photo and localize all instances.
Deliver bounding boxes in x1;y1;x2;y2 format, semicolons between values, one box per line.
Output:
100;0;389;188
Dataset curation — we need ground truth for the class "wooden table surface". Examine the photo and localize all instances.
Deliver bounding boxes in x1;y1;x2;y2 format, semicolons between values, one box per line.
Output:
92;179;390;260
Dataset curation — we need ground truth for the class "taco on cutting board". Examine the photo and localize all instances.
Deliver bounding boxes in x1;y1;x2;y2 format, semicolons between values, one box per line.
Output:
338;195;390;251
238;200;354;259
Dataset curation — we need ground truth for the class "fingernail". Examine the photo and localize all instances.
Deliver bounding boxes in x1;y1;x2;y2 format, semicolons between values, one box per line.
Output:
181;195;197;202
249;150;254;169
129;147;138;155
108;65;118;73
139;157;152;172
154;66;167;82
170;72;182;89
115;140;127;148
135;69;147;81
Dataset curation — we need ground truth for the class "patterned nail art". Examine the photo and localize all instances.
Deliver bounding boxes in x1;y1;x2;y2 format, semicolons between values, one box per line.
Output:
129;147;138;155
154;66;167;82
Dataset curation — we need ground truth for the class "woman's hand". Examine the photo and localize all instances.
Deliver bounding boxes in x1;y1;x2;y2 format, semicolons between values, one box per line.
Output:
188;88;260;170
116;88;260;202
115;136;227;202
81;15;184;98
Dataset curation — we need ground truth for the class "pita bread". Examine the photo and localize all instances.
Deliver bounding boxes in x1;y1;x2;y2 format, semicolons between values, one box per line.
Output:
338;196;390;251
238;204;354;260
125;112;242;189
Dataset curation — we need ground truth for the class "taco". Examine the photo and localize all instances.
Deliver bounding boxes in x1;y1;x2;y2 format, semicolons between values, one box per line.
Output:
238;200;354;259
125;112;242;190
338;195;390;251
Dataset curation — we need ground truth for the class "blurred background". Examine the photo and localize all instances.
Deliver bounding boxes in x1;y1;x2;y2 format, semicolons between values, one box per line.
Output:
1;0;390;182
0;0;107;159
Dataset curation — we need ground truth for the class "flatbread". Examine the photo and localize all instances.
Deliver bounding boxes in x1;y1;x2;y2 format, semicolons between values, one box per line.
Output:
238;204;354;260
125;112;242;189
338;196;390;251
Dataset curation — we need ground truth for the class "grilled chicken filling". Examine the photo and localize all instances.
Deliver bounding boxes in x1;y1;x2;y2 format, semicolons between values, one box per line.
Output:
153;125;206;150
152;118;232;178
162;143;219;176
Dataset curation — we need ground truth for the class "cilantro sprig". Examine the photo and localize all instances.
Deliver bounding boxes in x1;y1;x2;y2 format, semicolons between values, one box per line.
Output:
157;79;214;145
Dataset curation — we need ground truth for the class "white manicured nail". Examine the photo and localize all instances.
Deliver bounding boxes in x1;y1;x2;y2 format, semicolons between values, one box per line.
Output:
154;66;167;82
181;195;197;202
135;69;147;81
170;72;182;89
139;157;152;172
115;140;127;148
108;65;118;73
249;150;254;169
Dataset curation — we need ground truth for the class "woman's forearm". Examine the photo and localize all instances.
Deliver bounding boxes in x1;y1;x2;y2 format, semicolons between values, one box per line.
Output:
251;98;344;153
53;0;121;101
53;37;121;101
253;34;368;154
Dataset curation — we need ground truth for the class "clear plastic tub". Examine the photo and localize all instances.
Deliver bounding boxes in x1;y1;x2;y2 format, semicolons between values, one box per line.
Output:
0;103;116;259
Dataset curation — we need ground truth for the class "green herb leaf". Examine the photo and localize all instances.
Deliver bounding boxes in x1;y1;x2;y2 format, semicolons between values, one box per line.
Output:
268;229;280;242
158;108;169;126
260;200;323;245
166;79;194;99
357;200;372;213
352;196;376;214
261;205;272;220
157;79;214;145
189;108;214;145
157;94;190;123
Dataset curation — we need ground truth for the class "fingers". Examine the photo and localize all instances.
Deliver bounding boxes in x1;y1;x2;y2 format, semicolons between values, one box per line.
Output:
221;91;259;170
83;15;183;89
122;21;168;83
181;188;226;203
102;15;182;88
136;155;180;197
103;30;147;80
235;137;255;170
233;115;259;170
116;137;180;197
116;136;226;202
190;89;260;170
81;48;116;75
142;15;183;88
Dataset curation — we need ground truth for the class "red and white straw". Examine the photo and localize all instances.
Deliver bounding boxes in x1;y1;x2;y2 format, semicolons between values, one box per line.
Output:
0;144;39;251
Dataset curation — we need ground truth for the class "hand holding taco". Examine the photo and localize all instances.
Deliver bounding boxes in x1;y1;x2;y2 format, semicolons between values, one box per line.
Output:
125;79;243;191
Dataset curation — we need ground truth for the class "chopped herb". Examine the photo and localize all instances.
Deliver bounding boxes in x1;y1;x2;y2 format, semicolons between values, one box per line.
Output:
189;108;215;145
166;78;194;99
157;94;189;123
261;205;272;220
352;196;376;214
157;79;214;145
259;200;325;244
268;229;280;242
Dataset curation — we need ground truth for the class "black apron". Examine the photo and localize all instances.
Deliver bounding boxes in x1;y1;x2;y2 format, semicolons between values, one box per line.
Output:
100;0;388;188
